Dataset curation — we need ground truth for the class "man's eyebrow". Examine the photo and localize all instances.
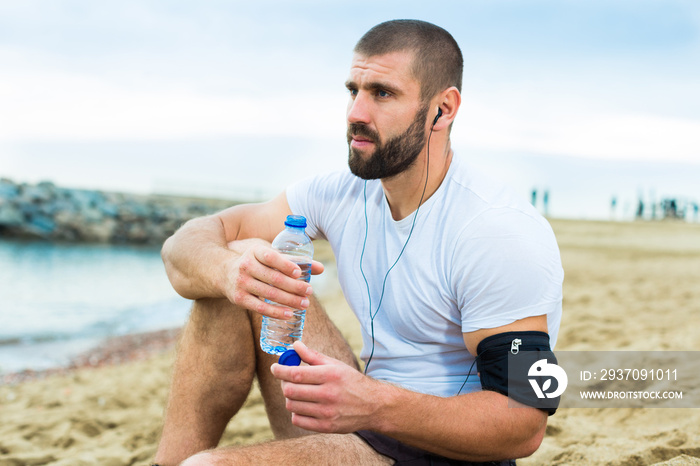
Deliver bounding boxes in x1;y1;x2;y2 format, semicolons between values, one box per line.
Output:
345;80;402;95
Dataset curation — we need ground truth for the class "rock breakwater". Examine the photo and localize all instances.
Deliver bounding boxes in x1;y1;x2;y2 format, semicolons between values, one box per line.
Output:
0;179;238;244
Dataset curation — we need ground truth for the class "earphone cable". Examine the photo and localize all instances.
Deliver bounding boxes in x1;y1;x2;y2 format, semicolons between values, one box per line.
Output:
455;357;479;395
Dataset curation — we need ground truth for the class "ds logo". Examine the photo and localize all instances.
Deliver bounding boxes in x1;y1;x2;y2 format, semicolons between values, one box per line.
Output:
528;359;568;399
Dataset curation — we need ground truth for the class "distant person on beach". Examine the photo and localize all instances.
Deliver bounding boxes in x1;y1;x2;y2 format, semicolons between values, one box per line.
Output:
636;198;645;219
154;20;563;466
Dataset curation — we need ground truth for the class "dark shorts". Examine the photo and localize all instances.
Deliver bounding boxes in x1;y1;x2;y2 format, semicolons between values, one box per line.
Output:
355;430;516;466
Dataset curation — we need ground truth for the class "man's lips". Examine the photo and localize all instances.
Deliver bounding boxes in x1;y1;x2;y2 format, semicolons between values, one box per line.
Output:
350;135;375;148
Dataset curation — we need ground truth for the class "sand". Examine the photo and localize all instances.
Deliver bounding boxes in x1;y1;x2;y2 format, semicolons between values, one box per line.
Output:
1;219;699;465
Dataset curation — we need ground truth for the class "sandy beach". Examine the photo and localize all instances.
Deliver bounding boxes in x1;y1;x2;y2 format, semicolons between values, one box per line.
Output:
1;219;699;465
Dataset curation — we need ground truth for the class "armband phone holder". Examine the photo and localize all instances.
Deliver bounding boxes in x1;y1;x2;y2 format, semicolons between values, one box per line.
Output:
476;330;560;415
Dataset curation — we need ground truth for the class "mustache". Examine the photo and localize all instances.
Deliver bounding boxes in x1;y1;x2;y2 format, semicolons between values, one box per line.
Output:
347;123;380;143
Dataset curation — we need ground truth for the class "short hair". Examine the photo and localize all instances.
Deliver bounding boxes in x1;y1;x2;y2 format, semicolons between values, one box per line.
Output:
354;20;463;101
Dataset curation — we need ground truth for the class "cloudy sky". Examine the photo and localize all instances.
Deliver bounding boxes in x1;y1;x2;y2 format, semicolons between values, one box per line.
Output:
1;0;698;209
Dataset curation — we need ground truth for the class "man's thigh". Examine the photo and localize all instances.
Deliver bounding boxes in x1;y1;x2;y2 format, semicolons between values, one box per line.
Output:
183;432;394;465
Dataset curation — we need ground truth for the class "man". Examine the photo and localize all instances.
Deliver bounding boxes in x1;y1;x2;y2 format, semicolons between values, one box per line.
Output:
154;20;563;465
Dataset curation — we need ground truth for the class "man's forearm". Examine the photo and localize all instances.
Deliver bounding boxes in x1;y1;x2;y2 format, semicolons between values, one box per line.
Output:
372;383;547;461
161;214;232;300
273;344;547;461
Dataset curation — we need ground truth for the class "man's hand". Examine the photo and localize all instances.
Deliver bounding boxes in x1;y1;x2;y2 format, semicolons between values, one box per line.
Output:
270;341;383;433
224;239;323;320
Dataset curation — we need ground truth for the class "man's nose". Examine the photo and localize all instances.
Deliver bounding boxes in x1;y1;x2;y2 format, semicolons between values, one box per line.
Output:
347;93;371;125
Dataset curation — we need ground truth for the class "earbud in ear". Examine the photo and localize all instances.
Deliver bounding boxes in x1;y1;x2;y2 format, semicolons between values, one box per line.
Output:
432;108;443;126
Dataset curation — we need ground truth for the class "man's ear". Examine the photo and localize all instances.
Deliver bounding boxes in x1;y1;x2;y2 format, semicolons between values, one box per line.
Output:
432;87;461;132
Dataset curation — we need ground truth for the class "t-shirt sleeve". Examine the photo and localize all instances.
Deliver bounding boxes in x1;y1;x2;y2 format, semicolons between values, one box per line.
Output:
286;170;357;242
452;208;564;334
286;175;326;241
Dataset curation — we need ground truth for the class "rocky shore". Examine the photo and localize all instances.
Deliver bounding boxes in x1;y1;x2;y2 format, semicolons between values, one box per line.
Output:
0;178;238;244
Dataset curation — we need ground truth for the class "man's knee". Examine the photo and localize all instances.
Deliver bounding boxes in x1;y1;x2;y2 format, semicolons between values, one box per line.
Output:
180;298;257;385
189;297;244;327
179;450;212;466
179;449;244;466
187;298;255;343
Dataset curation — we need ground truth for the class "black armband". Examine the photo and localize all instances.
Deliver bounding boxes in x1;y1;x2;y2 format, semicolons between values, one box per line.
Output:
476;331;561;415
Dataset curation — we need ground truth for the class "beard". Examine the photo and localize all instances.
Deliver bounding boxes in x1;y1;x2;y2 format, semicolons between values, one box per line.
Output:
347;104;429;180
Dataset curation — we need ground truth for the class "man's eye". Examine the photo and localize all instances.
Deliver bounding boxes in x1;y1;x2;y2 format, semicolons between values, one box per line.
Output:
349;88;358;97
377;90;390;98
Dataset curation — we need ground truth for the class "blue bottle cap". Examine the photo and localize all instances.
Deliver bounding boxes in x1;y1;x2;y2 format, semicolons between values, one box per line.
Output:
278;349;301;366
285;215;307;229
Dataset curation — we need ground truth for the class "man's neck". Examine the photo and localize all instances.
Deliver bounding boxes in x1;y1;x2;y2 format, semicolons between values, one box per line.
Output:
381;142;453;221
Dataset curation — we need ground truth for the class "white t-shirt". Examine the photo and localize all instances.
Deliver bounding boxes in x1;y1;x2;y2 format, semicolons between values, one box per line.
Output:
286;154;563;397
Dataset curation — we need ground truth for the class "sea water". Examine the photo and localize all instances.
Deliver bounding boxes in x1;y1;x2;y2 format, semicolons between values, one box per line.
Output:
0;239;191;373
0;239;334;373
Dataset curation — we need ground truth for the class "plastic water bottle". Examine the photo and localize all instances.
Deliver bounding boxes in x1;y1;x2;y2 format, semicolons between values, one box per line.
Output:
260;215;314;356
